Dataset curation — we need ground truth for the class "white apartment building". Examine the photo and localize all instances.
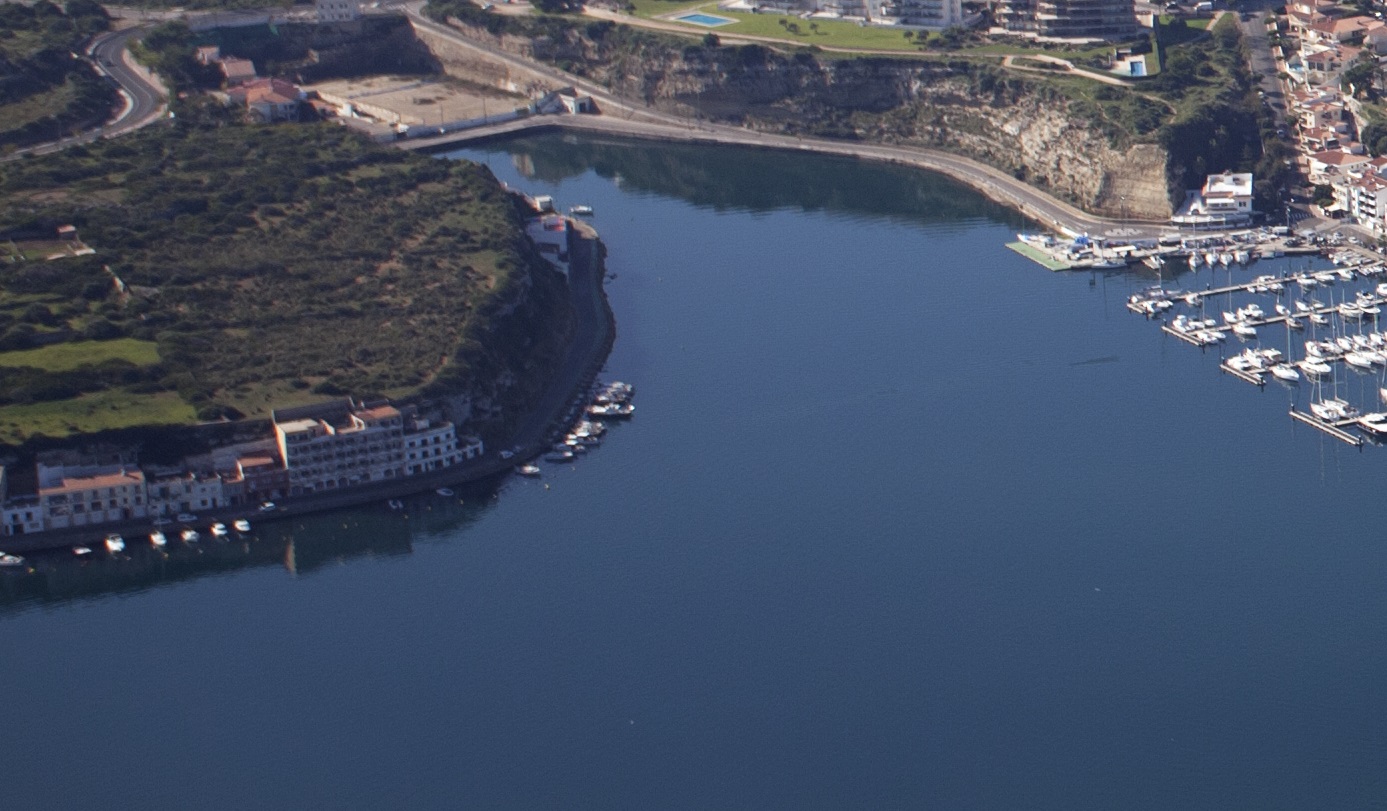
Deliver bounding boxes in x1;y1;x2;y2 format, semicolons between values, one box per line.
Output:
38;467;148;530
146;473;230;518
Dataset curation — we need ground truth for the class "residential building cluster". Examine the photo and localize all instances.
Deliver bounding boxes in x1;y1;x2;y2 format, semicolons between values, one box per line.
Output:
1275;1;1387;234
0;400;483;538
195;45;306;122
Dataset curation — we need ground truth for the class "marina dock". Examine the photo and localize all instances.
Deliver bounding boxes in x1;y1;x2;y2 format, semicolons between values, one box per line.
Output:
1289;408;1366;446
1124;252;1387;449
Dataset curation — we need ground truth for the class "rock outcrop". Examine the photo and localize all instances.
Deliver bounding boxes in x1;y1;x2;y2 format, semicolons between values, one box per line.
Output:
420;20;1173;219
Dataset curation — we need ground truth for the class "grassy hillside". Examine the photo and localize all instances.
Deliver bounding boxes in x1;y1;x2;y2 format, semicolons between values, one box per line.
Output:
0;0;116;148
0;119;568;443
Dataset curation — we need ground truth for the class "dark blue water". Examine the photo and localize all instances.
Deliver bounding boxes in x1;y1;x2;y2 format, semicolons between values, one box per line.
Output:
4;134;1387;809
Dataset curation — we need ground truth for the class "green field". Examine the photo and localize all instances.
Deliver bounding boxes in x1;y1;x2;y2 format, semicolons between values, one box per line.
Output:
0;390;197;443
0;339;160;372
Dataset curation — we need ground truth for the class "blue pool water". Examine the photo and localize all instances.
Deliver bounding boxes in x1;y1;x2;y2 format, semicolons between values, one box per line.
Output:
676;12;736;26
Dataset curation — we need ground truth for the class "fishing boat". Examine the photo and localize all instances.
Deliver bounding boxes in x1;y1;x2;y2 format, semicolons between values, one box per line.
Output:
149;530;167;548
105;534;125;554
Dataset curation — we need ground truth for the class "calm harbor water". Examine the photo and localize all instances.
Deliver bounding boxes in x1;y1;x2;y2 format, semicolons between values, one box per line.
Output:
4;134;1387;809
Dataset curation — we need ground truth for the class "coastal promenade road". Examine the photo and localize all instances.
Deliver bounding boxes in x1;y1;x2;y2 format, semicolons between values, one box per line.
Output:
409;113;1175;241
402;11;1173;241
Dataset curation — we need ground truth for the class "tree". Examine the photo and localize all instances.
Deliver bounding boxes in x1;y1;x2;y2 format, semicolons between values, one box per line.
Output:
702;32;720;48
1341;54;1378;99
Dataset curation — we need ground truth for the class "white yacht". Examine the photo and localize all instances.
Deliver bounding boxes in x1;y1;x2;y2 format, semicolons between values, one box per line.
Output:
1233;323;1257;339
1345;352;1375;370
1235;249;1251;265
1311;398;1358;421
1358;412;1387;438
1270;364;1301;382
1299;359;1333;378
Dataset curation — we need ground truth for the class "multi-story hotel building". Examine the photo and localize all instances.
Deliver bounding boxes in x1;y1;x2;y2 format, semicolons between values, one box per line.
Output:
274;401;481;495
998;0;1138;40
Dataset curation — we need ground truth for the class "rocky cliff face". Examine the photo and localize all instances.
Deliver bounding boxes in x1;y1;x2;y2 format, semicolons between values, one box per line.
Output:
427;21;1172;218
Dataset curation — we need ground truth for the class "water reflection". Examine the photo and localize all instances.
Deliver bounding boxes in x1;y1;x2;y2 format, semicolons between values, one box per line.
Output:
0;483;499;612
454;133;1027;225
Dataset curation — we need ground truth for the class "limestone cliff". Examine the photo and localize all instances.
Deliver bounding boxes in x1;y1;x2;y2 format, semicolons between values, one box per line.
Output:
423;18;1173;219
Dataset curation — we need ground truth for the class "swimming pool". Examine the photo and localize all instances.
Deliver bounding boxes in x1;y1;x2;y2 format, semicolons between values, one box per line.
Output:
676;12;736;26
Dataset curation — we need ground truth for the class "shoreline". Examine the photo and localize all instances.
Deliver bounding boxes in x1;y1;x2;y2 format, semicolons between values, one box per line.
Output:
406;113;1174;241
0;226;616;556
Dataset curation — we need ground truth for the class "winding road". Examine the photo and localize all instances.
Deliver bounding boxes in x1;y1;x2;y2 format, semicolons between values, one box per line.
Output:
4;23;167;160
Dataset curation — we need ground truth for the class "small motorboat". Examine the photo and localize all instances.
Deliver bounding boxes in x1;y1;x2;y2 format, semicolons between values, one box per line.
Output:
0;552;25;568
436;488;454;497
73;546;93;557
545;450;575;463
105;534;125;554
233;519;252;533
181;528;200;543
516;464;542;477
388;499;404;511
150;530;167;548
569;205;594;216
210;522;229;538
176;512;198;523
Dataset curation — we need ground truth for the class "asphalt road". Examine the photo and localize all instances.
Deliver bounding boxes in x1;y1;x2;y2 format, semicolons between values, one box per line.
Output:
5;24;166;160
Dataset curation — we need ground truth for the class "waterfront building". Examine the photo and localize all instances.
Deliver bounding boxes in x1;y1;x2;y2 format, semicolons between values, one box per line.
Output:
146;473;230;518
997;0;1138;41
274;401;477;496
1171;172;1255;227
38;467;148;530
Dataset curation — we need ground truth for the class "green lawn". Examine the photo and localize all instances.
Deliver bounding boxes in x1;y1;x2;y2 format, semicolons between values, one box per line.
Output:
0;339;161;372
0;390;197;444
